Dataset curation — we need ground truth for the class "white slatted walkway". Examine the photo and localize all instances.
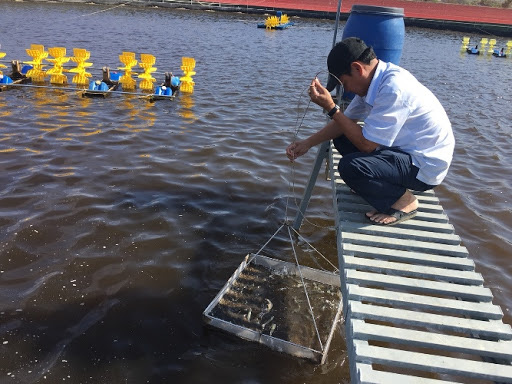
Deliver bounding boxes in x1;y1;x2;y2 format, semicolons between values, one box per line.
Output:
328;144;512;383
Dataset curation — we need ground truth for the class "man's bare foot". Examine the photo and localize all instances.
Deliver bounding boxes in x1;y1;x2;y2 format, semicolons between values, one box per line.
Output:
366;190;418;225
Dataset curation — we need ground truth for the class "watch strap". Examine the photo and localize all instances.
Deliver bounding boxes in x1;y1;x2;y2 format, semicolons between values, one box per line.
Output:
327;105;340;119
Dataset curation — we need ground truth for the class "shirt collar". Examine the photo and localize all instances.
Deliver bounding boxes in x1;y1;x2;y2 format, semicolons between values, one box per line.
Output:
364;60;386;107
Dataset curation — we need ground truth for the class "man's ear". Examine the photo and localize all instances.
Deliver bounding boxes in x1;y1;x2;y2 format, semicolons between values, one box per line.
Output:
351;61;365;76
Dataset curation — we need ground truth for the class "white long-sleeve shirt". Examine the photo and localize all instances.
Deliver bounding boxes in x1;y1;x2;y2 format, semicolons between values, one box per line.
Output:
344;61;455;185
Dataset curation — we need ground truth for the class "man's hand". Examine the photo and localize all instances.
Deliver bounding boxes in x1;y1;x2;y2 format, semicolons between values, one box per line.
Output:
286;140;311;162
309;77;335;111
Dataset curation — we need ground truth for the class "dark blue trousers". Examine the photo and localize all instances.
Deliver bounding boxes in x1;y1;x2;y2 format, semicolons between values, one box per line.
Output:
333;135;436;213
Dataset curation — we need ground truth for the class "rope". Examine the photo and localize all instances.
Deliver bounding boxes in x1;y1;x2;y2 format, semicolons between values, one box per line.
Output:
248;220;338;274
247;222;286;264
288;224;339;273
245;219;338;352
284;79;314;224
67;0;138;20
284;69;345;231
287;224;324;351
244;217;338;351
4;82;85;93
272;62;346;350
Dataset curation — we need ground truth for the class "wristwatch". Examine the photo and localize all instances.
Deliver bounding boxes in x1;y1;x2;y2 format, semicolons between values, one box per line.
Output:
327;105;340;119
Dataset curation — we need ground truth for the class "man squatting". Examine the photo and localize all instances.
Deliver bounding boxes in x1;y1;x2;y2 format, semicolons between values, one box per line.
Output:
286;37;455;226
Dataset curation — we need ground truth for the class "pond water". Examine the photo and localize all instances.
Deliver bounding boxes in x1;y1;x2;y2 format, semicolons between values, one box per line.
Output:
1;2;511;383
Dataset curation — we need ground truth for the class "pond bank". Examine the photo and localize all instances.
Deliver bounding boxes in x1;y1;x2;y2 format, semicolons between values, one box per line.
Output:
17;0;512;36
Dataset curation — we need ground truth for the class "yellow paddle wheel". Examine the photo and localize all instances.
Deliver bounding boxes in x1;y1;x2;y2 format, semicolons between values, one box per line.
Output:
506;40;512;56
25;44;48;83
0;51;6;76
138;53;157;91
69;48;93;86
118;52;138;90
46;47;70;84
265;16;280;29
179;57;196;94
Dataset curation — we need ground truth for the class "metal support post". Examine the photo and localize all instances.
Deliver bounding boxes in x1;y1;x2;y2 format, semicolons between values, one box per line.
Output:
292;140;330;230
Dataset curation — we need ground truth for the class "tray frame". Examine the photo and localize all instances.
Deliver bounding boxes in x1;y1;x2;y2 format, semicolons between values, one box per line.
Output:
203;253;343;364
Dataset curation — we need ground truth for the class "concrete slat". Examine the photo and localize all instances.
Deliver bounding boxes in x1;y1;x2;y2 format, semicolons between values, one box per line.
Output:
340;220;461;245
339;211;455;234
353;340;512;382
347;284;503;320
344;256;484;285
342;232;469;257
351;319;512;360
337;201;448;222
336;190;443;209
348;301;512;340
357;363;461;384
342;243;474;271
345;270;492;301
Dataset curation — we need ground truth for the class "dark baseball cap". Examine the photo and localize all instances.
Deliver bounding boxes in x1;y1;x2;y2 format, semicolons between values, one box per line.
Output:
326;37;371;92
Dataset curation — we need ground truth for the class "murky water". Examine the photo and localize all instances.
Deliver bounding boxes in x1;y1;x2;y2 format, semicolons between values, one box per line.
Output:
0;2;511;383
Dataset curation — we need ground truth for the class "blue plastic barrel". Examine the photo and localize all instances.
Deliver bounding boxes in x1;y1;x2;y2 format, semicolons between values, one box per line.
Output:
0;75;13;84
342;5;405;65
88;81;97;91
171;76;180;87
21;65;32;75
110;71;120;82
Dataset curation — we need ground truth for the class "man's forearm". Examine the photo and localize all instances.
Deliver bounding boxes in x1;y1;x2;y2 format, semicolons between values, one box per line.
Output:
304;120;342;148
331;110;378;153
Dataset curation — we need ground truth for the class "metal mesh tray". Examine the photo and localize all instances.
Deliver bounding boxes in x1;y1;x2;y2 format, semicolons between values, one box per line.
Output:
203;253;343;364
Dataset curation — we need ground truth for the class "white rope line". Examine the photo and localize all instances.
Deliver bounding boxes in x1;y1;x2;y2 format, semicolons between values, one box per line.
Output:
274;73;346;349
246;220;337;352
287;225;324;352
68;0;137;20
247;222;286;264
284;79;313;223
285;69;343;231
248;220;338;273
288;224;339;273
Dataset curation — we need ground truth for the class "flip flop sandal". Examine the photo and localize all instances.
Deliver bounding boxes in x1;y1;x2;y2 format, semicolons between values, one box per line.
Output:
382;208;417;226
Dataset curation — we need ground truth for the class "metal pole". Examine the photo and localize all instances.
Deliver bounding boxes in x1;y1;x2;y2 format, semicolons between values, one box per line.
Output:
291;141;330;230
332;0;343;48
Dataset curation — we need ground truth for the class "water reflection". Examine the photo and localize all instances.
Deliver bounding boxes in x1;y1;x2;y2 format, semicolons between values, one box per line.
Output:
0;96;11;118
76;93;91;111
117;94;157;132
178;93;195;121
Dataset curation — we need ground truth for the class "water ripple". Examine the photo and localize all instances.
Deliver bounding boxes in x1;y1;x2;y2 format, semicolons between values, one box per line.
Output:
0;3;511;383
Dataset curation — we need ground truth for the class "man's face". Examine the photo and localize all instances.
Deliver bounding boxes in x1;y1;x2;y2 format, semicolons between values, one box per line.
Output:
339;64;367;97
339;71;355;94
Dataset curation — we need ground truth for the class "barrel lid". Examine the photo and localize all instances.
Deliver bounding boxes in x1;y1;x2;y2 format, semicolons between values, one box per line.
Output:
350;4;404;16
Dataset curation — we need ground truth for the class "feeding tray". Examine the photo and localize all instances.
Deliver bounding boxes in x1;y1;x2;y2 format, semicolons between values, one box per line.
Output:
203;253;343;364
